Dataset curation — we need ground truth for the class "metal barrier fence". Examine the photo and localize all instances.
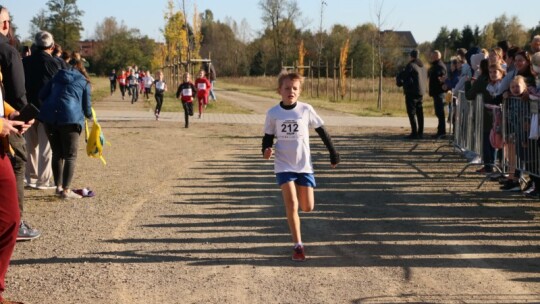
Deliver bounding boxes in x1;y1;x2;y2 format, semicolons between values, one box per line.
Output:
452;92;486;176
502;97;540;179
446;93;540;185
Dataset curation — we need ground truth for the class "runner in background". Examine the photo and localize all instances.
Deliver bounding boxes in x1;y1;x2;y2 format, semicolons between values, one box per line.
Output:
262;71;340;261
153;70;167;120
117;69;127;100
176;72;196;128
109;69;117;96
194;70;211;119
143;70;154;100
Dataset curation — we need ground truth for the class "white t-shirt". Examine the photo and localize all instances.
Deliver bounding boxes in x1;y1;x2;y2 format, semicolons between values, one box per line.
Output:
143;76;155;88
264;101;324;174
155;80;166;91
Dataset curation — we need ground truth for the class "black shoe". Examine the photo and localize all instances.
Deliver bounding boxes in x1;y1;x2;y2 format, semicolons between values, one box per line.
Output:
525;190;540;198
500;180;521;191
404;134;418;139
432;133;447;139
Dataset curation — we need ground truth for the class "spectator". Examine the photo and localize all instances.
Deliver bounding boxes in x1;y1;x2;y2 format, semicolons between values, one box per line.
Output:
428;50;447;138
488;47;507;71
530;35;540;53
22;30;61;191
204;62;217;102
495;46;521;97
397;49;427;139
465;59;498;173
0;5;31;304
53;43;68;69
0;4;41;241
38;59;92;199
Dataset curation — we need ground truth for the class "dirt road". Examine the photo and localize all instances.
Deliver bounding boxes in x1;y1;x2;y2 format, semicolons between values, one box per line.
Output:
8;89;540;304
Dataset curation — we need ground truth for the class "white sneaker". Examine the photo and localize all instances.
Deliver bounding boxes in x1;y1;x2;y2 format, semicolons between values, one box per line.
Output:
62;189;82;199
36;183;57;190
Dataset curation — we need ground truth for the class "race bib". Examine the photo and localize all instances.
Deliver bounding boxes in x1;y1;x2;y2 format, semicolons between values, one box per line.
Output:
182;88;192;96
197;83;207;90
277;119;304;141
156;82;165;90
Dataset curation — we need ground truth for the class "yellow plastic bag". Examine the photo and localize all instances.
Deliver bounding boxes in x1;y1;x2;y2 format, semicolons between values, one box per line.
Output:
85;108;110;165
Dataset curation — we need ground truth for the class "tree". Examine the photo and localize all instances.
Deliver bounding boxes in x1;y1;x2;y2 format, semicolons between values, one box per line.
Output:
29;9;49;38
94;17;127;41
45;0;84;51
480;14;528;49
258;0;301;73
92;17;156;75
250;51;265;76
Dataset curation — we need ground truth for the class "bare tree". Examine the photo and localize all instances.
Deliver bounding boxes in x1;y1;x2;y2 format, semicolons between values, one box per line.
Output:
258;0;300;68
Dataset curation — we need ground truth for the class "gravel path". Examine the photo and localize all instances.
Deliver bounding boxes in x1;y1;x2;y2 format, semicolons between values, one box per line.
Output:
7;89;540;304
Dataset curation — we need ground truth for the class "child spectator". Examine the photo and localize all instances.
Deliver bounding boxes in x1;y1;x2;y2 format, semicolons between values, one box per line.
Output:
262;71;340;261
176;72;196;128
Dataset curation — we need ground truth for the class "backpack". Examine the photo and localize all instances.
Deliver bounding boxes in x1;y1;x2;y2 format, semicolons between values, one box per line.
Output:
85;107;110;165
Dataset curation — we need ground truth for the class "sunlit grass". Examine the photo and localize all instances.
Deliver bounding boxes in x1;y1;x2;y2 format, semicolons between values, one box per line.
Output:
221;76;437;117
90;77;111;103
91;77;251;114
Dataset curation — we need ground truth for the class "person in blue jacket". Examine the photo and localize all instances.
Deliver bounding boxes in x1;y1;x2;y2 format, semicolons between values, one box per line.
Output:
38;59;92;199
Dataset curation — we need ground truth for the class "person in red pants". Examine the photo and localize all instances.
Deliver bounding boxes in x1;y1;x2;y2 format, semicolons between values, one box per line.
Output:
0;100;28;304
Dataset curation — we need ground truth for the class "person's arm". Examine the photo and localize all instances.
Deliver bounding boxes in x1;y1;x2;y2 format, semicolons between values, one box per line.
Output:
262;133;274;156
82;82;92;118
175;84;182;99
2;49;27;110
315;126;340;166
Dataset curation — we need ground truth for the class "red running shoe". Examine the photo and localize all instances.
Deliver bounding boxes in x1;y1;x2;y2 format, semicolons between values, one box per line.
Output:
292;245;306;261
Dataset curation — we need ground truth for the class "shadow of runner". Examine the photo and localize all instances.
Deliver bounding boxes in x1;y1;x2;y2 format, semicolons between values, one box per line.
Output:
15;133;539;276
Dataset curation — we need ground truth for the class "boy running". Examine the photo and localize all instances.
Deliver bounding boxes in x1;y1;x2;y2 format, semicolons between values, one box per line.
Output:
176;72;196;128
262;71;340;261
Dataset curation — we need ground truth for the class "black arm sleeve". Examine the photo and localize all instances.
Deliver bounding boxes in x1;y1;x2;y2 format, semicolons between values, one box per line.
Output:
315;126;340;165
262;133;274;154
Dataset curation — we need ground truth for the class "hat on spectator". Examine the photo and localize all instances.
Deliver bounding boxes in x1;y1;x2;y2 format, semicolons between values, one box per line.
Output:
34;31;54;49
409;49;418;58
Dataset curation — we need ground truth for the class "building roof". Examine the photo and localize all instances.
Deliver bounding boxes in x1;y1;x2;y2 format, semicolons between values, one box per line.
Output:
381;30;418;48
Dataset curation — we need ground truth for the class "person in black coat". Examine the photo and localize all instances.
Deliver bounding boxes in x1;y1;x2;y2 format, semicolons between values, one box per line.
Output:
428;50;448;138
397;49;428;139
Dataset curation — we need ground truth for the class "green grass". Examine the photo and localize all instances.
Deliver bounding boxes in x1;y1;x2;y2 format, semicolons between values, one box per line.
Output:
90;77;111;103
220;76;437;117
91;77;250;114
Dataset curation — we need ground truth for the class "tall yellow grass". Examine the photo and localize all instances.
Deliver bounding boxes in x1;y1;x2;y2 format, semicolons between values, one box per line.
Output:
221;76;436;117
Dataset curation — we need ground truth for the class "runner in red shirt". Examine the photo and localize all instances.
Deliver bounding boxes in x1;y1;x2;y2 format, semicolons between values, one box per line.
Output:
194;70;211;118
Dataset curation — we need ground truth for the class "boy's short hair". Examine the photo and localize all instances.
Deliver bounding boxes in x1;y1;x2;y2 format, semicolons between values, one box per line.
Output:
277;71;304;89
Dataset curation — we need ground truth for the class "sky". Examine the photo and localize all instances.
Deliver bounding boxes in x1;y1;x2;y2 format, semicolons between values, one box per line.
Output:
4;0;540;45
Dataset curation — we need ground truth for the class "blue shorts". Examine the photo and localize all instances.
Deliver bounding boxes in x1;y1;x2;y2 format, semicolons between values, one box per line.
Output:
275;172;316;187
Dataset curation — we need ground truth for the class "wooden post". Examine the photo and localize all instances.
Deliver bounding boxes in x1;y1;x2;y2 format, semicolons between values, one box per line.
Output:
325;59;329;99
349;59;353;101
